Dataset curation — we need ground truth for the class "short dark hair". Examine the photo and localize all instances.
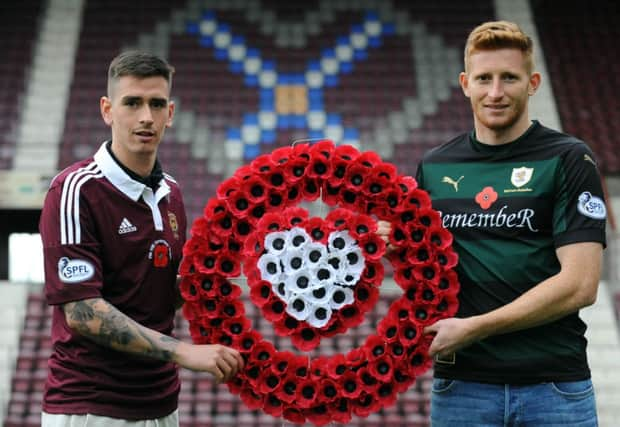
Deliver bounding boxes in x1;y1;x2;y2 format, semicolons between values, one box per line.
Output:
107;50;175;97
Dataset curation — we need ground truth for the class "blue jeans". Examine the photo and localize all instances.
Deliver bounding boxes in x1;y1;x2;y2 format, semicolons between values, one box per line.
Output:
430;378;598;427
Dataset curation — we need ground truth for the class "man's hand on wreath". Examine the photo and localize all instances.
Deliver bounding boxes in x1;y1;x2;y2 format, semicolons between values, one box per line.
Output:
376;220;395;253
424;317;481;359
176;342;245;383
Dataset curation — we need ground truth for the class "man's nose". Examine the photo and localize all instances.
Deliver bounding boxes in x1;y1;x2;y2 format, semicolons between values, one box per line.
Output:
139;105;154;124
488;78;504;99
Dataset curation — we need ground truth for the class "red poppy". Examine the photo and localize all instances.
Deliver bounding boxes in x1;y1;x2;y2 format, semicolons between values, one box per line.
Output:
330;158;352;186
345;347;366;367
257;211;288;232
283;156;310;183
239;387;263;410
354;282;379;313
241;175;268;204
232;329;262;354
377;314;400;343
210;213;235;238
428;225;454;250
233;164;253;181
407;338;434;376
273;316;300;336
262;295;287;322
217;295;244;317
306;405;332;426
296;379;319;408
436;270;461;300
326;354;348;380
369;355;394;382
308;139;335;160
292;327;321;351
364;335;387;361
325;208;353;230
216;176;241;200
395;175;418;195
187;318;210;344
347;213;377;239
340;370;362;399
355;151;382;169
262;394;284;417
397;320;422;345
283;206;309;226
284;183;303;206
334;143;360;161
435;247;459;270
257;370;282;394
321;181;342;206
343;163;368;191
270;350;296;375
275;374;299;404
435;292;460;318
307;151;333;180
301;177;321;201
402;187;432;211
303;217;332;244
270;145;293;165
178;276;201;302
376;381;398;408
318;378;340;403
214;253;241;277
262;169;287;191
351;392;380;418
202;198;228;224
249;153;274;176
329;399;353;424
475;186;498;210
357;366;379;394
248;280;272;307
413;261;441;287
361;261;384;287
282;407;306;424
357;233;386;261
227;190;252;219
393;368;415;393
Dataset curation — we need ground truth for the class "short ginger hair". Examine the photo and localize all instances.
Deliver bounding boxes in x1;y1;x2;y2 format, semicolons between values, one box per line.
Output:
464;21;534;74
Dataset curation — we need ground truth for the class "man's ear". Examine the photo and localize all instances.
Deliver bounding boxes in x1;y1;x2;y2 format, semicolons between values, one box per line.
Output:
100;96;113;126
459;72;470;98
166;100;175;128
528;72;542;96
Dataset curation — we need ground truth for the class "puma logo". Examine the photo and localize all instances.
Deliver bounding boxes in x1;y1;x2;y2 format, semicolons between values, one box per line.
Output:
442;175;464;192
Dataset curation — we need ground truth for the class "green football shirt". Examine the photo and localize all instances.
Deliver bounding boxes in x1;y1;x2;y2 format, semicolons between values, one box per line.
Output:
416;121;607;383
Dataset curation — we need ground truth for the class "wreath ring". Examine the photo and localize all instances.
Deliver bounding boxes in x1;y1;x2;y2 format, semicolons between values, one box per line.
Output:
179;140;460;425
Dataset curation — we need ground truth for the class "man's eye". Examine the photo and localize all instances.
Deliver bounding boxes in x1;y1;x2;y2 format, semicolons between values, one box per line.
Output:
151;100;166;108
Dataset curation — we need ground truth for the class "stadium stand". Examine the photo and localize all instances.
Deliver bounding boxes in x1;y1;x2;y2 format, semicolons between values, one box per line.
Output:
531;0;620;174
0;1;42;170
2;0;620;426
56;0;492;222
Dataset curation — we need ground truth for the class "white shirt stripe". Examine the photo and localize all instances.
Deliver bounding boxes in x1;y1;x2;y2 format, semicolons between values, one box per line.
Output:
59;163;102;245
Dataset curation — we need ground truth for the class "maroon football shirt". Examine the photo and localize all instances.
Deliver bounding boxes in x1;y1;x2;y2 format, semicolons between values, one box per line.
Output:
39;142;187;419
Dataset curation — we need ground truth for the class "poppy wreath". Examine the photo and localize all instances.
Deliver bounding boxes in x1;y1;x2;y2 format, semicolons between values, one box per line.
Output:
179;140;460;425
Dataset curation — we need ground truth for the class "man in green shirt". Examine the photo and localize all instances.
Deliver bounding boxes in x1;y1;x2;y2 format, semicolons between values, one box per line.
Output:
417;21;606;426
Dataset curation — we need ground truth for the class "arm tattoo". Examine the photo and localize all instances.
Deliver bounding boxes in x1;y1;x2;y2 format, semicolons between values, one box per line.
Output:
64;298;179;362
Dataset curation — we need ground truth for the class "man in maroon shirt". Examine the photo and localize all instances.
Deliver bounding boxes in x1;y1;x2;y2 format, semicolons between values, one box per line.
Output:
39;51;243;426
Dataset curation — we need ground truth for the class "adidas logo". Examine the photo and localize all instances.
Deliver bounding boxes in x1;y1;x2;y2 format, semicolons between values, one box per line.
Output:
118;218;137;235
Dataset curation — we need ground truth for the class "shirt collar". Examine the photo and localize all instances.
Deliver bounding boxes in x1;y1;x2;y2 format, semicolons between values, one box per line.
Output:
93;141;170;202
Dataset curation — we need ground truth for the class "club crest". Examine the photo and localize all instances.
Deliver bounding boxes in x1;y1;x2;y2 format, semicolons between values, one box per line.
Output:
510;167;534;188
